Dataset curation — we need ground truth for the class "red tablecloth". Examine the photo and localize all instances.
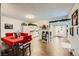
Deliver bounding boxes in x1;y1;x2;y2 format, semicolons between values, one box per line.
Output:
1;36;24;47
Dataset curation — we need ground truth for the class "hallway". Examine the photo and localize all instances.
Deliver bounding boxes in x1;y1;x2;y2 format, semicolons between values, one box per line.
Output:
31;37;71;56
0;3;79;56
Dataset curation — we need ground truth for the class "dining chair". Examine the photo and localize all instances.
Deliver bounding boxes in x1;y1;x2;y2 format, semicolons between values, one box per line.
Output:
5;33;14;37
19;33;32;56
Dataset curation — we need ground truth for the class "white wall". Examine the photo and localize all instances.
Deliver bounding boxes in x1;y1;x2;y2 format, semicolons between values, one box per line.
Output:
1;16;23;37
49;14;70;42
68;4;79;55
49;20;70;37
54;25;67;37
34;20;49;27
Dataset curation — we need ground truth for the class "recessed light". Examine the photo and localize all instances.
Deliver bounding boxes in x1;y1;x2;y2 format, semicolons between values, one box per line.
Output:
26;14;35;19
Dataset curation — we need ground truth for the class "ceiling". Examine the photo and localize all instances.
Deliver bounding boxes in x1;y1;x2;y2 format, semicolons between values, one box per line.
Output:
1;3;74;23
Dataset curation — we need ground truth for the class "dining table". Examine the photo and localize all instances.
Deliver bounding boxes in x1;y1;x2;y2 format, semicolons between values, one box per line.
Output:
1;36;24;56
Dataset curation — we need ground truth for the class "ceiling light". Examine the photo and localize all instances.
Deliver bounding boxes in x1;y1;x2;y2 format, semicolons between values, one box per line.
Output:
26;14;35;19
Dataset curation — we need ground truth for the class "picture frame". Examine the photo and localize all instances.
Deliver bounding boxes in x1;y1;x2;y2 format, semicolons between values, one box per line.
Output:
72;9;78;26
4;24;13;29
77;27;79;35
70;27;74;36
